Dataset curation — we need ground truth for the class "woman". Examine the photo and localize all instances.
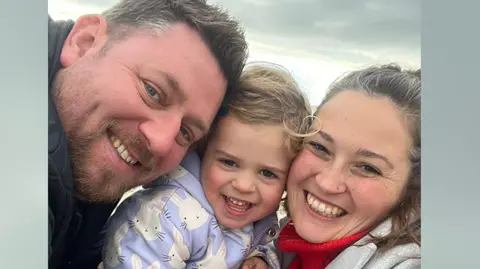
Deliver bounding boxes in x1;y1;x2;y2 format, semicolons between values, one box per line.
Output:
274;64;421;269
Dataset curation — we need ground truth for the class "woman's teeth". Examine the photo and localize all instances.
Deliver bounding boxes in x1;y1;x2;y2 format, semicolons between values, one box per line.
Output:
110;136;138;165
306;192;345;218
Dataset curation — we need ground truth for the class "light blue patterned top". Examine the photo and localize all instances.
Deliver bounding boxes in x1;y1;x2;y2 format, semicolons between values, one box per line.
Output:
102;151;280;269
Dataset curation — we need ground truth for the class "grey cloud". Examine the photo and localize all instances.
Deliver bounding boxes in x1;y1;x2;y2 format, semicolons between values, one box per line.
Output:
212;0;420;65
66;0;117;8
60;0;420;65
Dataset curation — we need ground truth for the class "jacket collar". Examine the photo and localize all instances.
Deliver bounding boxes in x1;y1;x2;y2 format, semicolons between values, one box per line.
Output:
325;218;421;269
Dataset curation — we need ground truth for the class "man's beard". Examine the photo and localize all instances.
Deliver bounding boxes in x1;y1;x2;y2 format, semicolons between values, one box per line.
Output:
68;119;158;203
70;126;157;203
52;57;160;204
69;120;120;203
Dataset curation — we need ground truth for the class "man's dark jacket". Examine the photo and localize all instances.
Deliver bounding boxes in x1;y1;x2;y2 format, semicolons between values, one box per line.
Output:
48;16;116;269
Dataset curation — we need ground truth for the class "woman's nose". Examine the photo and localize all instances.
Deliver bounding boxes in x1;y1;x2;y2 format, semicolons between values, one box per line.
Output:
314;166;347;193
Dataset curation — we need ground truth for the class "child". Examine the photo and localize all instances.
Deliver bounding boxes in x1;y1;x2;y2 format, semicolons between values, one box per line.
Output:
102;63;312;269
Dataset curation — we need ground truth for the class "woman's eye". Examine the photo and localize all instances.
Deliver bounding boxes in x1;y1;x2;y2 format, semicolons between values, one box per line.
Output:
220;159;238;168
308;141;329;154
358;164;381;176
260;169;277;179
144;82;160;101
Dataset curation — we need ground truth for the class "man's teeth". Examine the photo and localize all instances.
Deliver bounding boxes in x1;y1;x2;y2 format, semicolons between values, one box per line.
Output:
110;136;138;165
306;192;345;218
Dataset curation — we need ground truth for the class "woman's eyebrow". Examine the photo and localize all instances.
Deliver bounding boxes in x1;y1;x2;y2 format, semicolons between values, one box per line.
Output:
356;148;394;169
318;130;334;143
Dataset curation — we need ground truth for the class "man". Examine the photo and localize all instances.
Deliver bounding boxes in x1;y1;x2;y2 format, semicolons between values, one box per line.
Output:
48;0;248;268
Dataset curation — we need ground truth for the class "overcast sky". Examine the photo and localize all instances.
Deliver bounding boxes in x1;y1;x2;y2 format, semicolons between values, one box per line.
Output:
48;0;420;105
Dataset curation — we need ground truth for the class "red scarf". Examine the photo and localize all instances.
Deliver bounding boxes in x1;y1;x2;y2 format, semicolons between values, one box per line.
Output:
277;221;368;269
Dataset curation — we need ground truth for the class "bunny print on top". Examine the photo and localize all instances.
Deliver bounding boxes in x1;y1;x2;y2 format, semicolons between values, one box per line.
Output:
193;237;228;268
169;192;210;231
129;202;166;241
104;222;129;268
102;151;280;269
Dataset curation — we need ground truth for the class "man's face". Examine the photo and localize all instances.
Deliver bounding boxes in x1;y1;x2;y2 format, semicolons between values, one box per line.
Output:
52;16;227;203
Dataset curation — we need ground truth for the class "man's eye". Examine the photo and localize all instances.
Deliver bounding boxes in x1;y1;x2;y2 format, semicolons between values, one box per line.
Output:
180;127;191;142
144;82;160;101
176;126;195;147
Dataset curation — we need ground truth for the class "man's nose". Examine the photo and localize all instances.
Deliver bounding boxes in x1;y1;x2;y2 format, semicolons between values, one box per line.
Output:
138;113;181;158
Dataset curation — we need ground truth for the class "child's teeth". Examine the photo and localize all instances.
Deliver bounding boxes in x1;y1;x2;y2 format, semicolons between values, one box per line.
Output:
227;197;251;207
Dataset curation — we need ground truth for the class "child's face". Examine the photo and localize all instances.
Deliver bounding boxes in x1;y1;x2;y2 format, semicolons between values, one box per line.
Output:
201;115;291;229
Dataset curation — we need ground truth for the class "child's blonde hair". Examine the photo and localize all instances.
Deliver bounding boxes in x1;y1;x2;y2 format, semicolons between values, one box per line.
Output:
225;62;313;157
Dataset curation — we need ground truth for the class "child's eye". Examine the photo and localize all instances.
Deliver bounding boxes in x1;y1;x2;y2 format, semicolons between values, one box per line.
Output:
219;159;238;168
260;169;277;179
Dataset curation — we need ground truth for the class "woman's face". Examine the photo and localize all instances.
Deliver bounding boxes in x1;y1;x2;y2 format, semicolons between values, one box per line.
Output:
287;90;412;244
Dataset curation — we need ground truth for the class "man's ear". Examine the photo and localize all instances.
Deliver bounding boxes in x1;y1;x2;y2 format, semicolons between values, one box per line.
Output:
60;14;109;68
